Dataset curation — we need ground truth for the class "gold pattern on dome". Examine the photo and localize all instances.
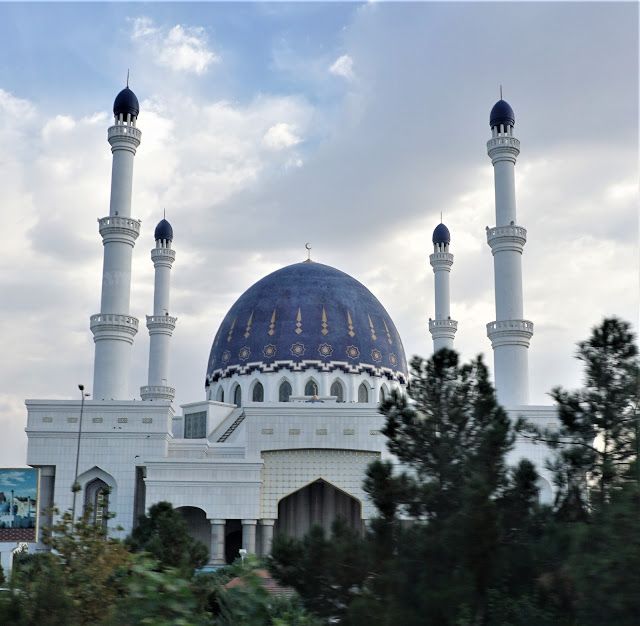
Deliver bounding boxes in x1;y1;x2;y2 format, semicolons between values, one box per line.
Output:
227;318;236;343
295;308;303;334
268;309;276;336
383;319;393;344
244;311;254;338
368;314;377;340
321;307;329;336
347;311;355;337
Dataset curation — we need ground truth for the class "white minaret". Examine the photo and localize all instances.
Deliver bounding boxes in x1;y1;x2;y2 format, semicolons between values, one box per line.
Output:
486;98;533;406
140;218;177;402
428;222;457;351
91;86;142;400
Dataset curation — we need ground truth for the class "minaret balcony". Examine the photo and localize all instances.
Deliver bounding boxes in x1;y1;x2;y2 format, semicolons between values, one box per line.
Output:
429;251;454;269
90;313;139;339
140;385;176;402
151;247;176;265
487;136;520;151
98;216;141;242
429;318;458;338
487;136;520;162
146;315;177;333
486;319;533;347
486;225;527;253
108;124;142;144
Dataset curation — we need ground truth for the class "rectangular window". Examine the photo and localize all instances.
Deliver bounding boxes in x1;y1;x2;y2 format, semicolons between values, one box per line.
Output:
184;411;207;439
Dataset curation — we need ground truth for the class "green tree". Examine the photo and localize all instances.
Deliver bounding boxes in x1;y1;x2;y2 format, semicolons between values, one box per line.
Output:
270;518;370;623
272;350;552;626
126;501;209;573
517;317;640;623
519;317;639;516
105;554;210;626
1;510;129;626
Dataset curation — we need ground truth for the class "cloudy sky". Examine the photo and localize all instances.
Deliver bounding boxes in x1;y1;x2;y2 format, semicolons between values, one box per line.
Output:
0;2;637;466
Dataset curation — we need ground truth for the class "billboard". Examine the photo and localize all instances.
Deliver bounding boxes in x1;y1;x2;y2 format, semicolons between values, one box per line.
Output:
0;468;39;542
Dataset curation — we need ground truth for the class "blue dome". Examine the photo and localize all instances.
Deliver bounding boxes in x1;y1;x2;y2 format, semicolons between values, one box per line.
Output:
113;87;139;118
432;223;450;245
490;99;515;128
154;218;173;241
206;262;408;384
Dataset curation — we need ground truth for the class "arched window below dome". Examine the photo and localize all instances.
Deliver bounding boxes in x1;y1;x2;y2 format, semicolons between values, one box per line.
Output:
216;386;224;403
358;382;369;403
304;379;319;397
279;381;292;402
233;384;242;407
379;384;389;403
252;381;264;402
330;380;344;403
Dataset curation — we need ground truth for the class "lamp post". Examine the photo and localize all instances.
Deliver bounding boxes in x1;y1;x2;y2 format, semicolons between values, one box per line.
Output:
71;384;89;521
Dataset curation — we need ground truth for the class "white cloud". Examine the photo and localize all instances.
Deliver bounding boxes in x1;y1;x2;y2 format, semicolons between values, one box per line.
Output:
329;54;354;80
130;17;219;75
262;123;301;150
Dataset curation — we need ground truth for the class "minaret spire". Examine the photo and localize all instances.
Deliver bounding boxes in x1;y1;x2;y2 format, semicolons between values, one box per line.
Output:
486;98;533;406
90;84;142;400
141;216;177;402
428;222;457;352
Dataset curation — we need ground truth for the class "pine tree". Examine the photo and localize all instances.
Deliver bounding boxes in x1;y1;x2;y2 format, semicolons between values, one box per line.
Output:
518;317;639;515
126;501;209;573
271;350;550;626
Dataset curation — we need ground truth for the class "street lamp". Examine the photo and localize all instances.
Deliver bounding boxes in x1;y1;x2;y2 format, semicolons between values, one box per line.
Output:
71;384;90;521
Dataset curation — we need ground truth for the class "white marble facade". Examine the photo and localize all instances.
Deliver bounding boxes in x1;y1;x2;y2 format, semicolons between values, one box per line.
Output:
20;89;557;567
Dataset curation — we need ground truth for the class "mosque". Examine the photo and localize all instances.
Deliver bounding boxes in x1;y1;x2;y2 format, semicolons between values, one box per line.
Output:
22;86;556;564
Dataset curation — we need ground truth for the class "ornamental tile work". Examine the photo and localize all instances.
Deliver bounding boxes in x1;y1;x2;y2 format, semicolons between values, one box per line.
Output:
206;261;407;384
346;345;360;359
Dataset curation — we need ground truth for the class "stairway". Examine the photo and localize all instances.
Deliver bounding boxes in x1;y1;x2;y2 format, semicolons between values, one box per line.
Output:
216;410;245;442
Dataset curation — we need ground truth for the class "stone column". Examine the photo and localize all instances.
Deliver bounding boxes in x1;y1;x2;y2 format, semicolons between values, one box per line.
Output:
241;519;257;554
208;519;226;565
259;519;276;556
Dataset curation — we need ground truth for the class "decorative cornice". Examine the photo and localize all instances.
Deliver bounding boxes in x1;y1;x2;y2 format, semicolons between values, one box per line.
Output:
206;359;408;386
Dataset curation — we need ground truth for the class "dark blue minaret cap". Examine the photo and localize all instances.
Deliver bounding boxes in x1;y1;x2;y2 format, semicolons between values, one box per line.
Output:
490;99;515;128
432;223;450;245
113;87;140;118
154;218;173;241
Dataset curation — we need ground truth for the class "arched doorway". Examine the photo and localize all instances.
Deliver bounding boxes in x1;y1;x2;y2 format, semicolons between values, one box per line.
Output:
275;479;362;539
176;506;210;551
84;478;110;529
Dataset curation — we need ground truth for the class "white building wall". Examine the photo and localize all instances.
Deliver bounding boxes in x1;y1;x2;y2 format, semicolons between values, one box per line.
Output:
261;449;380;520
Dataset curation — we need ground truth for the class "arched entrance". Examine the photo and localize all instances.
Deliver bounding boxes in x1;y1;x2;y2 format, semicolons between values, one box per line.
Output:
176;506;210;549
275;479;362;539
